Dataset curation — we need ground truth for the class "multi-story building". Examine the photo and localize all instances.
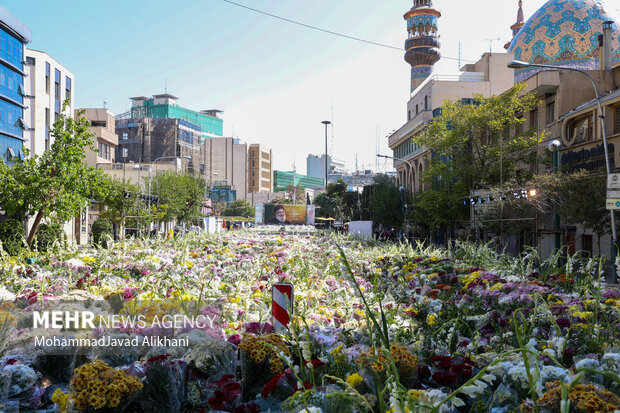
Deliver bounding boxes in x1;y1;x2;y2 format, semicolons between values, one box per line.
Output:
248;144;273;193
387;0;513;195
503;0;620;260
205;137;248;201
23;49;74;157
273;171;323;192
115;94;223;174
306;154;347;182
79;108;118;166
0;6;31;163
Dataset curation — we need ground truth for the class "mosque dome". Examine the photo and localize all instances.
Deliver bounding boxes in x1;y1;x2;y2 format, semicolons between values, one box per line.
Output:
508;0;620;79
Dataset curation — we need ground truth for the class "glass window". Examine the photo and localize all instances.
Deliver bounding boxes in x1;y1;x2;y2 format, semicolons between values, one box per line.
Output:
26;56;35;65
65;76;71;90
0;28;24;69
55;69;60;84
546;101;555;124
0;100;23;138
568;113;594;144
0;65;23;104
529;109;538;131
614;106;620;134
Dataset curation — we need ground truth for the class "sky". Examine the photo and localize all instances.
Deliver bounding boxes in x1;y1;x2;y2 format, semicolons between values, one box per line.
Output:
4;0;548;175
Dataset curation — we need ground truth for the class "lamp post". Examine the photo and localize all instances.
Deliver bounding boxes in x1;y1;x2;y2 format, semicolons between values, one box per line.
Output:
376;154;414;191
547;139;562;250
509;60;617;281
322;120;331;189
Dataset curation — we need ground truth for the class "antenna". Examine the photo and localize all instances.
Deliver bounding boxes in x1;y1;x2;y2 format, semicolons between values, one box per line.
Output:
458;41;461;70
164;79;167;94
483;37;501;54
355;154;359;172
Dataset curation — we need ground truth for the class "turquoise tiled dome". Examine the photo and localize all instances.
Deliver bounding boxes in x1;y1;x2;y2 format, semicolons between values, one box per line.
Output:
509;0;620;78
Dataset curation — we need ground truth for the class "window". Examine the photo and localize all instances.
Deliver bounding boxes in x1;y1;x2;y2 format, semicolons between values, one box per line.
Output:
122;132;128;140
45;108;50;140
91;120;106;127
615;106;620;134
408;110;411;121
54;69;60;112
529;109;538;131
65;76;71;106
45;62;50;94
26;57;35;65
416;104;419;115
0;65;24;104
424;96;428;111
515;114;523;135
0;28;24;69
546;101;555;124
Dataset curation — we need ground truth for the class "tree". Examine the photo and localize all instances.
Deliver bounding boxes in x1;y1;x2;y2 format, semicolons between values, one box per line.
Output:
98;175;156;236
314;192;344;219
0;106;105;246
152;171;206;224
220;200;254;218
367;174;403;228
413;84;541;235
537;170;609;254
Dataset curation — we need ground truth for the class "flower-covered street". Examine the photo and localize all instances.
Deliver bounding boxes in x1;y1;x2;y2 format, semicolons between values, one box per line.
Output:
0;230;618;412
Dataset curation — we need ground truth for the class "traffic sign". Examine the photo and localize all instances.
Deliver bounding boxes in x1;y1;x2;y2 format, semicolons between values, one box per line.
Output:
606;198;620;210
608;173;620;189
608;190;620;199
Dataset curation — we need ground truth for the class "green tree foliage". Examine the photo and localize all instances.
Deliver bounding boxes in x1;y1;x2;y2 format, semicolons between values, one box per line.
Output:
0;106;105;246
98;175;155;233
91;218;113;248
413;84;541;232
35;222;64;252
314;192;344;219
220;200;254;218
367;174;403;228
0;219;25;256
152;171;206;224
537;170;609;253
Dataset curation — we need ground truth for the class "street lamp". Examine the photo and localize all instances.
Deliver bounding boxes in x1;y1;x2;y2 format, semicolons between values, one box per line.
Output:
377;154;415;191
322;120;331;189
508;60;617;276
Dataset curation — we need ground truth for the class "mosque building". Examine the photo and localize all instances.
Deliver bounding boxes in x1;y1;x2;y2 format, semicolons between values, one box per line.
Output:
388;0;620;262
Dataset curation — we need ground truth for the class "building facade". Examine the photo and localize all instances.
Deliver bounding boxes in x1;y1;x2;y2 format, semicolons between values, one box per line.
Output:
23;49;74;157
504;0;620;261
273;171;323;192
115;94;223;175
0;6;31;163
248;144;273;193
205;137;248;201
306;154;347;181
79;108;118;166
388;51;514;194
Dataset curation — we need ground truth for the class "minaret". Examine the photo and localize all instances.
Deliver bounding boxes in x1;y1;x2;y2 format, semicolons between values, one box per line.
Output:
403;0;441;92
504;1;525;49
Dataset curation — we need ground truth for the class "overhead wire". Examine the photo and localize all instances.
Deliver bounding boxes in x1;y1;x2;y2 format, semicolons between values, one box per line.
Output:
221;0;488;64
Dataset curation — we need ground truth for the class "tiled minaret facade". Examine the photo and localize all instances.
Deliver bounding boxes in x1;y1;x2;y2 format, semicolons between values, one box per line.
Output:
404;0;441;92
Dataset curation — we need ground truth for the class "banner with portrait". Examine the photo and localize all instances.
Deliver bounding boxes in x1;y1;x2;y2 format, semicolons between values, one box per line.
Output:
263;204;307;225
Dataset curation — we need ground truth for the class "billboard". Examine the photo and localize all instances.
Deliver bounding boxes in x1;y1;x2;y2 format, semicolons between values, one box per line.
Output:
264;204;307;225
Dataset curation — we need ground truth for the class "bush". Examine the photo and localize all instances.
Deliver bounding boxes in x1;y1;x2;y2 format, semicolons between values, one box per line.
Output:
35;222;64;252
92;218;112;248
0;219;25;256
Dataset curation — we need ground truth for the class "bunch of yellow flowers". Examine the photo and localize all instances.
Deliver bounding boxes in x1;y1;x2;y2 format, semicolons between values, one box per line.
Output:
357;344;419;383
239;334;291;375
69;360;142;411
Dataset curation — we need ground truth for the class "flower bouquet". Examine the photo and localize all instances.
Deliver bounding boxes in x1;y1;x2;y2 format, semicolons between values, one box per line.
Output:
183;337;236;381
65;360;142;412
239;334;291;400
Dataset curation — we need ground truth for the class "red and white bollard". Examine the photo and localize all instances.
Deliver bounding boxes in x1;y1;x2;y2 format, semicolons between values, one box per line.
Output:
272;283;293;333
